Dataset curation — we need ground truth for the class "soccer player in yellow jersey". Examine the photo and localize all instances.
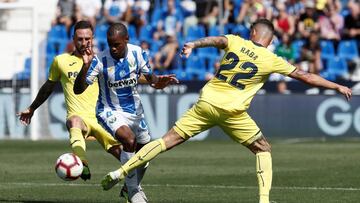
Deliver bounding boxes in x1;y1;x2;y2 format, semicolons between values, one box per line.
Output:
17;20;122;181
101;19;352;203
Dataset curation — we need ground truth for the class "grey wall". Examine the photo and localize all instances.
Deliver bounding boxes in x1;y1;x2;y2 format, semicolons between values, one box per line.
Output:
1;92;359;139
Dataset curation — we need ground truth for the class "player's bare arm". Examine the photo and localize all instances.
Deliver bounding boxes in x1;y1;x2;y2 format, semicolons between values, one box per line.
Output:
73;41;93;94
289;68;352;101
181;36;228;58
143;73;179;89
17;80;57;125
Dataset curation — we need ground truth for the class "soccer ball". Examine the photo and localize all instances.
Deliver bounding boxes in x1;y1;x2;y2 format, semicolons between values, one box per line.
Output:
55;153;83;181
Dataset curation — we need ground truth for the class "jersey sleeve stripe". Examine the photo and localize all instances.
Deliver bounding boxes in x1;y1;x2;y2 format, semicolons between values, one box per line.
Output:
132;51;139;75
141;50;152;75
102;56;116;111
97;79;105;113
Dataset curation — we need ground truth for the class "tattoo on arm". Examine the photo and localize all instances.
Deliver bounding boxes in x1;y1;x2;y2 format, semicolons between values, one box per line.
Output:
193;36;227;49
294;69;310;77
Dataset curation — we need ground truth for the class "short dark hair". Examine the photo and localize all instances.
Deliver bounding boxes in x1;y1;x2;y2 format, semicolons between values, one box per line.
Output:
251;19;275;34
73;20;93;35
107;22;128;37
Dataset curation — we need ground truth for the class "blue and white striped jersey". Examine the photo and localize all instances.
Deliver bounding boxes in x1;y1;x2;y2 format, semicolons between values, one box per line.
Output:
85;43;152;115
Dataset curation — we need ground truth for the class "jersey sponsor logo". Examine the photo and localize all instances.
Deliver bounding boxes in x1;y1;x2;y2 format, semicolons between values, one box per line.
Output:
68;71;79;78
108;78;137;88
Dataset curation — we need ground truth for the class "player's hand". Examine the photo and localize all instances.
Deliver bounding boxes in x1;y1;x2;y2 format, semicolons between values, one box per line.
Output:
337;85;352;101
81;41;94;65
16;107;34;126
180;42;195;58
151;74;179;89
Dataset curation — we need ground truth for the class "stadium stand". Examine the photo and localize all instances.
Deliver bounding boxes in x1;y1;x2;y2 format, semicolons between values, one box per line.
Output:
2;0;359;91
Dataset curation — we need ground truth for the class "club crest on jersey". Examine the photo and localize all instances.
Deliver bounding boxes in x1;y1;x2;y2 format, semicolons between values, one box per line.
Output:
119;70;126;78
108;78;137;88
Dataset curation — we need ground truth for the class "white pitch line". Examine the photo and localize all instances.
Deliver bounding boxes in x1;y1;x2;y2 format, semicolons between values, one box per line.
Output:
2;182;360;192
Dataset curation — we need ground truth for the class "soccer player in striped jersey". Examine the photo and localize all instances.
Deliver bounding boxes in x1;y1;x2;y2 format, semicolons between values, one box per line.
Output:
74;22;178;203
100;19;352;203
17;20;122;181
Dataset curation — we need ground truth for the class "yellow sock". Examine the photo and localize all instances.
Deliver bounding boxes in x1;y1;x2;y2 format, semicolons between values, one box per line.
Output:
256;152;272;203
69;128;87;164
119;138;166;175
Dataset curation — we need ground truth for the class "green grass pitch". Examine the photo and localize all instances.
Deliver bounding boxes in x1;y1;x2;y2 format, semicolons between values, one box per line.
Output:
0;139;359;203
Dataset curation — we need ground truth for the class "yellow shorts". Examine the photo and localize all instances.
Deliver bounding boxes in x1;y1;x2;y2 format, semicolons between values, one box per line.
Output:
81;116;120;151
174;101;262;146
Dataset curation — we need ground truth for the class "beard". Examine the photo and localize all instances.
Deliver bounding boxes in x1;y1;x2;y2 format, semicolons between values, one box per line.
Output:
75;43;91;55
75;45;85;55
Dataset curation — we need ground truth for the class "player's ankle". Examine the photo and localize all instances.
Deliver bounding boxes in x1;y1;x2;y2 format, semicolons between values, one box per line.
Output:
259;194;269;203
112;169;122;179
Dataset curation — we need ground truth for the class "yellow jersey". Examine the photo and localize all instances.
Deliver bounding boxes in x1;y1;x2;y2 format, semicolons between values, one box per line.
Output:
48;53;98;119
199;34;296;113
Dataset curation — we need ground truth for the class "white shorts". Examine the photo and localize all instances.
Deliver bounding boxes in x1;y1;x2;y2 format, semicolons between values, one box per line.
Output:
97;110;151;144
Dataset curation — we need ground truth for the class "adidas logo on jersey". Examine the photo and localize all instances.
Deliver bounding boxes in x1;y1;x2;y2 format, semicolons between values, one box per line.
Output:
108;78;137;88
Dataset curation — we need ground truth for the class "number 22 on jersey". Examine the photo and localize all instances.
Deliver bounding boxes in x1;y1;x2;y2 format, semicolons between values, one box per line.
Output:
215;52;258;90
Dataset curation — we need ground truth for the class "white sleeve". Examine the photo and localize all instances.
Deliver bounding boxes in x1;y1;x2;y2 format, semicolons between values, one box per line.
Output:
86;55;102;85
139;50;152;75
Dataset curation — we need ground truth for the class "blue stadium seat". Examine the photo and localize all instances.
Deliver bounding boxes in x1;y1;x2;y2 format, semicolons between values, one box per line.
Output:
184;55;206;80
48;25;67;40
109;4;121;17
128;25;139;45
95;24;109;41
139;25;153;43
46;38;68;55
338;40;359;60
96;38;108;51
291;40;305;60
149;40;163;57
232;24;250;39
207;58;219;73
326;56;348;77
320;40;335;60
47;25;69;55
209;25;220;36
185;25;205;42
151;8;163;26
233;0;244;9
197;47;219;61
128;25;137;39
168;57;188;81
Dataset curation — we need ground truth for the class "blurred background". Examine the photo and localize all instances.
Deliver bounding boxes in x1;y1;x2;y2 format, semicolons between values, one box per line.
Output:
0;0;359;140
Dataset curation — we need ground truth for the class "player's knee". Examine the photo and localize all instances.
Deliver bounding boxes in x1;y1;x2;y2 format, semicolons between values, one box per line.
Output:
108;145;122;157
66;116;84;129
115;126;136;151
162;128;186;150
262;142;271;152
247;136;271;154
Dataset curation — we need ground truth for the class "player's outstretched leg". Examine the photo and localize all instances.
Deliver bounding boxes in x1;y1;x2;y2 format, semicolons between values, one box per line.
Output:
256;152;272;203
69;127;91;181
247;135;272;203
101;138;166;190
